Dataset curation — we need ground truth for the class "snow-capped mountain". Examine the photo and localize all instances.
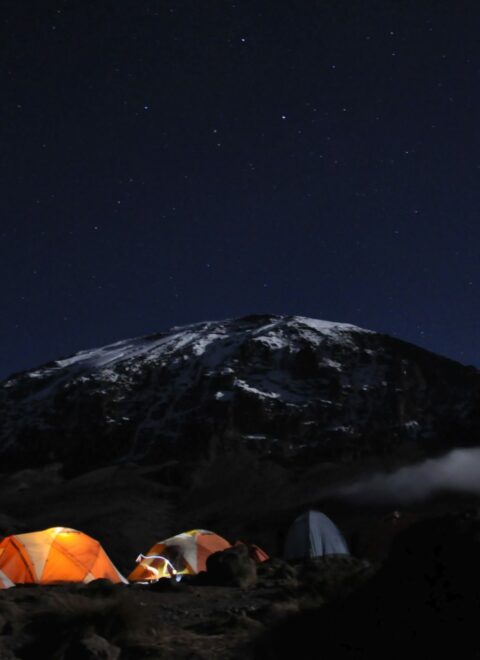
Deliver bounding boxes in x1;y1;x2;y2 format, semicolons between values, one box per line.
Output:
1;314;479;472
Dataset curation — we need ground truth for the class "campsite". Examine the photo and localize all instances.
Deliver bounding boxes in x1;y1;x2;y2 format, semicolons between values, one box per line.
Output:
1;454;480;658
0;475;370;659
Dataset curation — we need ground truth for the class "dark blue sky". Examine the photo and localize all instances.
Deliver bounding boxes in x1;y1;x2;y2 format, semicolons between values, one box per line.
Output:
1;0;479;379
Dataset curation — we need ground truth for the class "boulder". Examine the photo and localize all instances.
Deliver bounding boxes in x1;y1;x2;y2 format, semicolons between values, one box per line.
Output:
67;632;121;659
206;544;257;588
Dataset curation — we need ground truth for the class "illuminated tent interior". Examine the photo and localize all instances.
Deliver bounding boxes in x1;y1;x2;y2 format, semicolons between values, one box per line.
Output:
0;527;127;588
128;529;231;582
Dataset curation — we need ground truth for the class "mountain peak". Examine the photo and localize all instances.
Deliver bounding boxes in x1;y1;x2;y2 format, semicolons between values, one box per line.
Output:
6;314;371;383
0;315;478;473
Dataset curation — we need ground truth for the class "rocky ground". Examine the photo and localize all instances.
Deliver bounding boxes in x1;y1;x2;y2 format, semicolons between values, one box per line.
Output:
0;553;380;659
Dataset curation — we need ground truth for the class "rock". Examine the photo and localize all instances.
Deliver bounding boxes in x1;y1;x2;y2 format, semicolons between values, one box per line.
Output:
67;632;121;659
296;555;375;602
257;558;298;585
148;577;185;593
256;600;301;626
206;544;257;588
379;510;480;618
83;579;118;597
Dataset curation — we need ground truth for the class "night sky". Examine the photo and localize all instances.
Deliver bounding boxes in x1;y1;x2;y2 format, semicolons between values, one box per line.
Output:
1;0;479;380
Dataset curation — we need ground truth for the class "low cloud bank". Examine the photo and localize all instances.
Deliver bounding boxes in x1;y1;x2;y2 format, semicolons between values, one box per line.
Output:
329;448;480;505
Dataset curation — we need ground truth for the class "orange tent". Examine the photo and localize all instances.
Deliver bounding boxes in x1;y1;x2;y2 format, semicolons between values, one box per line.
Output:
234;540;269;562
0;527;127;588
129;529;231;582
248;543;270;563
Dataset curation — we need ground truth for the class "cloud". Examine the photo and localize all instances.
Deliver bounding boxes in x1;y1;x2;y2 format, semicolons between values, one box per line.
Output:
328;448;480;505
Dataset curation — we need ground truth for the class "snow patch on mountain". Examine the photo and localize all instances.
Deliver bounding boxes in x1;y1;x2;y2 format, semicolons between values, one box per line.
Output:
11;315;367;388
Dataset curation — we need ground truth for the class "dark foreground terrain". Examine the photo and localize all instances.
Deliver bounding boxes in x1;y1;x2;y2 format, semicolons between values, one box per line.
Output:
2;510;480;660
0;554;367;659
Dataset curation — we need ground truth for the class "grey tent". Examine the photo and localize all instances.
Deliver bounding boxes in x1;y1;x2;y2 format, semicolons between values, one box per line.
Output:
284;510;349;560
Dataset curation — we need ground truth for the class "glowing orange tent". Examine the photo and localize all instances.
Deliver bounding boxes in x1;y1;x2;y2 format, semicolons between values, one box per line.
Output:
0;527;127;588
128;529;231;582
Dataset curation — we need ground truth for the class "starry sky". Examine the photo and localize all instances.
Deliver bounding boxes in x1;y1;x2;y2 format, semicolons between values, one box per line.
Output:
1;0;479;379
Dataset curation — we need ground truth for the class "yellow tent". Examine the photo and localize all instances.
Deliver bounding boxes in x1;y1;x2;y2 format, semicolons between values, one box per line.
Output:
0;527;127;588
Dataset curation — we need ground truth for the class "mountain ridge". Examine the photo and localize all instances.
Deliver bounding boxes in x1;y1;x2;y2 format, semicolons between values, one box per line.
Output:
1;314;479;473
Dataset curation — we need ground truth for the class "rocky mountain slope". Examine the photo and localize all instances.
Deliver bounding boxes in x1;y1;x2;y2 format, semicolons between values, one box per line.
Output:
1;314;479;473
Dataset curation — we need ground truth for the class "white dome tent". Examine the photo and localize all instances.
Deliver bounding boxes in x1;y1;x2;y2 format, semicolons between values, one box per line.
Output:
284;510;349;560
